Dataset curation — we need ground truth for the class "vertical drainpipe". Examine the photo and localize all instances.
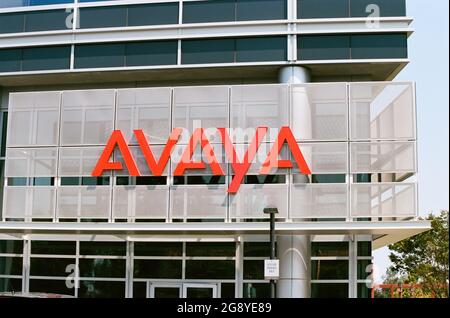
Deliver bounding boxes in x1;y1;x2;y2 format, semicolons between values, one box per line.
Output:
277;66;311;298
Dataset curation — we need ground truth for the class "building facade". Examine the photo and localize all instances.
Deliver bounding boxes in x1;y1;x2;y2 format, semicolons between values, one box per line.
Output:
0;0;430;298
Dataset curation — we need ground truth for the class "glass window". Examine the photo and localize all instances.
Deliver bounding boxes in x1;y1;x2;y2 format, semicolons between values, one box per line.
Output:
25;10;69;32
312;242;349;256
81;177;110;186
357;283;372;298
311;260;348;279
133;282;146;298
244;260;264;280
0;278;22;293
298;0;349;19
357;260;372;280
133;260;182;279
60;177;81;186
182;39;235;64
79;280;125;298
243;283;270;298
350;0;406;17
357;241;371;257
311;283;348;298
351;34;408;59
30;0;73;5
236;36;286;62
183;0;235;23
30;258;75;276
0;257;22;275
29;279;75;296
7;177;27;186
0;12;24;34
22;46;70;71
134;242;182;256
125;41;178;66
298;35;350;60
185;260;235;279
244;242;270;257
79;259;125;278
31;241;76;255
244;175;286;184
79;6;127;29
221;283;235;298
0;49;21;73
0;240;23;254
311;174;346;183
74;43;125;69
1;112;8;157
186;242;235;257
128;3;179;26
236;0;287;21
79;242;126;256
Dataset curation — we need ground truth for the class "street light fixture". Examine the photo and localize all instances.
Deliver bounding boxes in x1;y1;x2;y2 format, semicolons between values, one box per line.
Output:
263;206;278;298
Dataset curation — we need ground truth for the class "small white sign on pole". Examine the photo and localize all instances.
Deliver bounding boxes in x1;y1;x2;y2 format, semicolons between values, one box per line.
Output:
264;259;280;280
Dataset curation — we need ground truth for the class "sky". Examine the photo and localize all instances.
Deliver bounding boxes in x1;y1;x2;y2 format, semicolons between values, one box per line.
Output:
373;0;450;282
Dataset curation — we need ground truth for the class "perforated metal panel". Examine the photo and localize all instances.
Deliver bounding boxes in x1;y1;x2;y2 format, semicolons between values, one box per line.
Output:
291;83;348;141
290;184;348;218
56;186;111;219
231;84;288;143
294;142;348;174
3;186;55;219
7;91;61;147
5;148;57;177
60;90;115;146
115;145;170;176
350;82;415;140
116;88;172;145
170;185;228;219
229;184;288;219
59;147;106;176
350;141;416;173
112;186;168;219
171;143;227;176
350;183;416;217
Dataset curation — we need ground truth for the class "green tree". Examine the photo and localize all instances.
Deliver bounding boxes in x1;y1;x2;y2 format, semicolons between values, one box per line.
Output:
387;210;449;298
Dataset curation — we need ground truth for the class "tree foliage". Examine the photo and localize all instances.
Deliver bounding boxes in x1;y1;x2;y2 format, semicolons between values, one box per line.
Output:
387;210;449;297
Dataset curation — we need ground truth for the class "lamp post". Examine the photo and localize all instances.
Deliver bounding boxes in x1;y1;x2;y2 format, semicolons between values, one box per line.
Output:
263;206;278;298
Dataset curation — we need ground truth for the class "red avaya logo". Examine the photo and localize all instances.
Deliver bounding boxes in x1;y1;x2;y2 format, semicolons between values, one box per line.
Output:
92;126;311;193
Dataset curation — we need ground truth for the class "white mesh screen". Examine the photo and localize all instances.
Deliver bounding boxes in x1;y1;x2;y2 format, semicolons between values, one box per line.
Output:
350;82;415;140
60;90;115;145
229;184;288;219
170;185;227;219
351;183;416;217
7;91;61;146
173;86;229;144
293;142;348;174
112;186;168;219
350;141;416;173
116;88;172;145
171;143;227;175
290;184;348;218
231;84;288;143
5;148;57;177
114;145;170;176
57;186;111;219
3;187;55;219
58;147;106;176
291;83;348;141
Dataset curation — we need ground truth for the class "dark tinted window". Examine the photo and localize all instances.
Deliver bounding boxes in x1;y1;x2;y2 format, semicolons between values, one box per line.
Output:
79;259;126;278
312;242;349;256
244;260;264;279
30;0;73;4
29;279;75;296
311;260;348;279
357;241;371;256
25;10;69;32
182;39;235;64
0;240;23;254
79;241;126;256
312;174;346;183
134;260;182;279
357;259;372;279
126;41;178;66
236;36;286;62
0;49;21;73
79;6;127;29
311;283;348;298
186;242;235;257
22;46;70;71
31;241;76;255
75;43;125;68
79;280;125;298
350;0;406;17
243;283;270;298
128;2;179;26
351;33;407;59
298;0;349;19
183;0;235;23
0;12;24;34
0;257;22;275
134;242;182;256
244;242;270;257
0;278;22;293
298;35;350;60
185;260;235;279
30;258;75;276
236;0;287;21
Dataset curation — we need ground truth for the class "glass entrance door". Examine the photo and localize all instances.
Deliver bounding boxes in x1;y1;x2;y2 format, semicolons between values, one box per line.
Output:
149;283;217;298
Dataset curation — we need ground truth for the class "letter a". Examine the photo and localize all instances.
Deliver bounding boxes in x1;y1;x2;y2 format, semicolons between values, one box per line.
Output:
92;130;140;176
260;126;311;175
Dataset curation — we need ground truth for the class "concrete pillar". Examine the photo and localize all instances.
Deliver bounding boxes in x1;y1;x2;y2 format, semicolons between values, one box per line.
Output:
277;66;311;298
